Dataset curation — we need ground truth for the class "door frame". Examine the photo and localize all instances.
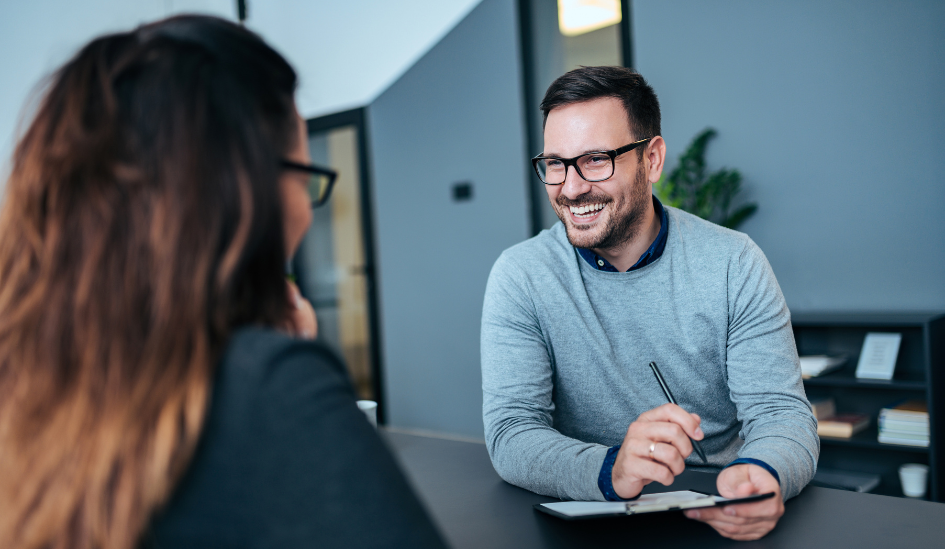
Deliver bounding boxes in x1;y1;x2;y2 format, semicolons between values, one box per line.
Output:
304;107;386;424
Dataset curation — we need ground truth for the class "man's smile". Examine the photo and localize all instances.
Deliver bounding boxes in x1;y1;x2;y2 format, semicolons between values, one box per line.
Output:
569;202;605;217
565;201;607;226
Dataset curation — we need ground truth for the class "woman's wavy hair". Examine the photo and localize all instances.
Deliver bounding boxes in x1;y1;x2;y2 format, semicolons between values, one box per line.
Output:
0;15;297;549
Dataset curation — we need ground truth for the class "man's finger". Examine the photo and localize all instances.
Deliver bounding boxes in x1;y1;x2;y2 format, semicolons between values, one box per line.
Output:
643;442;686;476
706;520;773;541
724;498;782;519
688;498;779;521
629;420;695;460
686;506;735;523
705;517;776;540
685;508;777;541
716;468;750;497
619;454;676;486
637;404;704;439
735;480;757;497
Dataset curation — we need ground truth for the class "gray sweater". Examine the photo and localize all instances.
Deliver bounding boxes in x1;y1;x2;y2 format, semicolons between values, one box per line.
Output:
481;206;818;502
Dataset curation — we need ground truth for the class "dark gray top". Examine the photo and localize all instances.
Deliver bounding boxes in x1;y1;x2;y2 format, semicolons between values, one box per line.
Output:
146;327;447;548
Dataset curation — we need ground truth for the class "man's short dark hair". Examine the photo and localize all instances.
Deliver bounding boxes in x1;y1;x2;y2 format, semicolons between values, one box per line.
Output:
540;66;661;147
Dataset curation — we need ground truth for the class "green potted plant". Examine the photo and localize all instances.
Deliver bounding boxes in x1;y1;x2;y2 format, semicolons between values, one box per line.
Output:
654;128;757;230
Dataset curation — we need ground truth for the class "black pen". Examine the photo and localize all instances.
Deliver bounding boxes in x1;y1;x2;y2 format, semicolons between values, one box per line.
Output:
648;361;708;463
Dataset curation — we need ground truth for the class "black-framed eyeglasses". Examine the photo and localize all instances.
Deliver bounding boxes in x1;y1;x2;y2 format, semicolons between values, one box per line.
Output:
280;159;338;207
531;138;652;185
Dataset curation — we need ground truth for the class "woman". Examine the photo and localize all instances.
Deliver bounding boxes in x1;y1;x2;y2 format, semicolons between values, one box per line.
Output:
0;15;446;549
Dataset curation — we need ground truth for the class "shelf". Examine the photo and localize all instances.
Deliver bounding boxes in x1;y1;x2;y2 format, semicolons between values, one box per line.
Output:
793;311;943;501
792;311;945;327
803;371;927;390
819;425;929;453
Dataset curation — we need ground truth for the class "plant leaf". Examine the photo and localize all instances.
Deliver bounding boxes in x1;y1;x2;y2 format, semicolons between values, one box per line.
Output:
662;128;756;230
722;203;758;230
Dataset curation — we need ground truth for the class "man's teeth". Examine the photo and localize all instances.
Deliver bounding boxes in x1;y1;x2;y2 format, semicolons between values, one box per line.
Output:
569;203;604;216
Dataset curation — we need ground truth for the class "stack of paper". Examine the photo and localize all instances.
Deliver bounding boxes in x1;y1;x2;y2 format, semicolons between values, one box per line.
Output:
800;355;847;378
878;400;929;447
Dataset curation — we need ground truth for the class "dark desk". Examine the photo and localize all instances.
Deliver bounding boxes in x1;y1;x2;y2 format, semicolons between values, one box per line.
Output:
385;430;945;549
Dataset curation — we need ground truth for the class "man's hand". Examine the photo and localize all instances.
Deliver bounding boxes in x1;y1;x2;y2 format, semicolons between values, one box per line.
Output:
283;280;317;340
611;404;704;499
683;463;783;541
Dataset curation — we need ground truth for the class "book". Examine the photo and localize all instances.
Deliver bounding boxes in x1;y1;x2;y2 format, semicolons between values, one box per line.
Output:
800;355;847;378
880;400;928;420
809;397;836;420
878;400;929;446
878;418;929;434
817;413;870;438
877;433;929;447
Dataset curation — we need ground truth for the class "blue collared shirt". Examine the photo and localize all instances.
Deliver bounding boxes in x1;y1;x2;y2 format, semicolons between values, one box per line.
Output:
579;196;780;500
576;195;668;272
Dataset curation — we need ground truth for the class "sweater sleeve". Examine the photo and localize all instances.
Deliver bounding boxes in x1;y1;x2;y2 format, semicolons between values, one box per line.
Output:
481;253;609;501
725;239;819;500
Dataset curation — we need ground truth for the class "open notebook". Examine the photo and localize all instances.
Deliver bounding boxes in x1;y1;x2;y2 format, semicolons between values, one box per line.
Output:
536;490;774;520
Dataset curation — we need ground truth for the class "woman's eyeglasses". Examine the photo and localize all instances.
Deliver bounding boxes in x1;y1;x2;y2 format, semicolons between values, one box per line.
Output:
280;159;338;207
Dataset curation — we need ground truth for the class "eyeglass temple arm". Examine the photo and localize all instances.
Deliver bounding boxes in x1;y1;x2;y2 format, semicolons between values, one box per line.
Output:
613;137;653;155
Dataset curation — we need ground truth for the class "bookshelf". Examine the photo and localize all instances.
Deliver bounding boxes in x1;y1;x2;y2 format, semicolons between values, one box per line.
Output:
792;312;945;501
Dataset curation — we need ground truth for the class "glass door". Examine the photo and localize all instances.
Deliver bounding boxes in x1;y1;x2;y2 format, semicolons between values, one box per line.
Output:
292;109;381;409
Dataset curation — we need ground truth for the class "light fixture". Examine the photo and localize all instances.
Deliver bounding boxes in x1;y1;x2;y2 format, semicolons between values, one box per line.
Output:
558;0;622;37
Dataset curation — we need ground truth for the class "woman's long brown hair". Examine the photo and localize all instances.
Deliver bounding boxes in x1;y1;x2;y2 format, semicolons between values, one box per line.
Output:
0;16;297;549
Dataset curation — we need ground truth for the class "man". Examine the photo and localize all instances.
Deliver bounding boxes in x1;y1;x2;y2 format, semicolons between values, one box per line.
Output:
481;66;818;541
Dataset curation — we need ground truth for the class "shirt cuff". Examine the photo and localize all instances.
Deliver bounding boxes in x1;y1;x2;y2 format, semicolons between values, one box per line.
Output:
725;457;781;485
597;444;640;501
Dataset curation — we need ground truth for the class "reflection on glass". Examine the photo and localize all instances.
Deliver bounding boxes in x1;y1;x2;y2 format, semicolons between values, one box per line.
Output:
558;0;621;37
296;126;373;399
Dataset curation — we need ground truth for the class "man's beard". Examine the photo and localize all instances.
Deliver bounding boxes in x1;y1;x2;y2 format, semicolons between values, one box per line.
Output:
555;164;651;250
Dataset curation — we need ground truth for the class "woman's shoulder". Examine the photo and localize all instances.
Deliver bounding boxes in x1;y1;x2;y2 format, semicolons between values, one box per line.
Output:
223;325;347;374
150;327;450;547
219;326;353;402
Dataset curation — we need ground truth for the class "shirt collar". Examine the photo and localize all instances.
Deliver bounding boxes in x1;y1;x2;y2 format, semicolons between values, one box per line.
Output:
576;195;668;273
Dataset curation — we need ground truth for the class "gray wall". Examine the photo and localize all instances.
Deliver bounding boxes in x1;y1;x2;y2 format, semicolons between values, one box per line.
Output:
633;0;945;312
368;0;529;438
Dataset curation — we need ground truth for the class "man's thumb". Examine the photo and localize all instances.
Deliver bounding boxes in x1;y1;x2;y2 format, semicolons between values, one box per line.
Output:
735;480;756;497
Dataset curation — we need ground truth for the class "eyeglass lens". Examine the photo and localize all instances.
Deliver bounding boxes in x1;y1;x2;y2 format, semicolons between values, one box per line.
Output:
536;153;614;184
307;173;333;206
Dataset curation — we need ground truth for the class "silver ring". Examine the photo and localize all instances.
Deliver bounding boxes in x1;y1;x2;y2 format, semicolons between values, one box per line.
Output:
649;443;656;457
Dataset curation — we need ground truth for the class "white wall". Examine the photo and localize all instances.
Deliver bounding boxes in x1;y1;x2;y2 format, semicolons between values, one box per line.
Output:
633;0;945;312
0;0;482;189
248;0;482;119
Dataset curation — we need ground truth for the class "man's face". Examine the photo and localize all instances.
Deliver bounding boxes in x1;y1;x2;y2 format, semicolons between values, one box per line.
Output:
542;97;652;251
